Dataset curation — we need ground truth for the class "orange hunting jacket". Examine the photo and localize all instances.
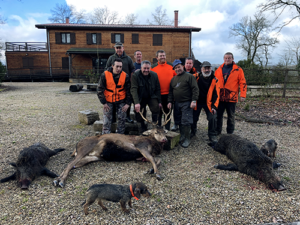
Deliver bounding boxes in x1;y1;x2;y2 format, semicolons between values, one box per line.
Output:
214;62;247;103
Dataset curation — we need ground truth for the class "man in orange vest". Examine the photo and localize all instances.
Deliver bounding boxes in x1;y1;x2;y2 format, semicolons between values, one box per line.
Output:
151;50;176;130
97;58;131;134
215;52;247;134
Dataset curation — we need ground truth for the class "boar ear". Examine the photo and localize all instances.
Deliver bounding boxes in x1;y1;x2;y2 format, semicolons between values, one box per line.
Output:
134;187;141;199
9;162;17;167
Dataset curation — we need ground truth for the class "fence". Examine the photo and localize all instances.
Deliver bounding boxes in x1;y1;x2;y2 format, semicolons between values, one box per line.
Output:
5;67;69;82
4;67;104;82
241;68;300;97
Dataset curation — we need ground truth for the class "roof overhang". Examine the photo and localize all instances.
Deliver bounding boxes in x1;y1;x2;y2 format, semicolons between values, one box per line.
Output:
66;48;115;54
35;24;201;32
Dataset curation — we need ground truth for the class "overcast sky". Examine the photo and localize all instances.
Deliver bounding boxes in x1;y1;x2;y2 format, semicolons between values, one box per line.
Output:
0;0;299;65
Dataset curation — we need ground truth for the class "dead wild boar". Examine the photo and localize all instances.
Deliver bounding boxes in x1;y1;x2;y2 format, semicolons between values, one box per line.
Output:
213;134;285;191
1;143;64;189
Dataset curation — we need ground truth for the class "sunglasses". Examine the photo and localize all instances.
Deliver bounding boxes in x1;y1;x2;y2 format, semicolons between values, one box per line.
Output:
116;47;122;49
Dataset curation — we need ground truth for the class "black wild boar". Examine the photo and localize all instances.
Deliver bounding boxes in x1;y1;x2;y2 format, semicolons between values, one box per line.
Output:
1;143;64;189
213;134;285;191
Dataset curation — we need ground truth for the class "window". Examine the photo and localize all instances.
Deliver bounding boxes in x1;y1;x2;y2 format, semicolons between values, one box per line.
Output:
111;33;124;43
86;33;102;45
153;34;162;46
92;34;97;44
132;33;139;44
62;33;70;43
22;57;33;68
62;57;69;69
55;32;76;44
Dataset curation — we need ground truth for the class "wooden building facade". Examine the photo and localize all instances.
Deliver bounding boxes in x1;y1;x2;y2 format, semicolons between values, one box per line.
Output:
5;11;201;82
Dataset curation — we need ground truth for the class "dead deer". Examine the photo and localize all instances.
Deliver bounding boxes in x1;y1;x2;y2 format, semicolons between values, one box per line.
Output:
53;109;172;188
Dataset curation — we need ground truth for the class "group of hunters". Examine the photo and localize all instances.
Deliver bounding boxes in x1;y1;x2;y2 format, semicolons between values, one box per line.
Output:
97;42;248;148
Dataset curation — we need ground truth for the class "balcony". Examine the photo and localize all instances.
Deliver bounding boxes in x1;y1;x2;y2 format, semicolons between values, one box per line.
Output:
5;42;48;52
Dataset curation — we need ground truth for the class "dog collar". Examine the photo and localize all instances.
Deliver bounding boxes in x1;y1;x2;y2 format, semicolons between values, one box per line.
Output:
130;184;139;200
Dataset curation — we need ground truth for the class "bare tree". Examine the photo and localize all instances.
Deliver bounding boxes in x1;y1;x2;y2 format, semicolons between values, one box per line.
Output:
279;49;295;67
124;13;138;25
285;37;300;65
48;3;86;23
255;45;275;67
88;6;120;24
229;13;279;64
147;5;173;25
258;0;300;32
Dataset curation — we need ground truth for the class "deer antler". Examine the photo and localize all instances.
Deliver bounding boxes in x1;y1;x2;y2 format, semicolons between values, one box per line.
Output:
161;107;172;127
138;109;158;126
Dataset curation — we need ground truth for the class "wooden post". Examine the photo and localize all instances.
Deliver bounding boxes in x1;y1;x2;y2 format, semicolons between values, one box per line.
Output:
282;69;288;98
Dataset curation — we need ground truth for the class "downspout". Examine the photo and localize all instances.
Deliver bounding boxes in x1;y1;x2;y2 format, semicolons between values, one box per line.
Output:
189;29;191;57
47;28;52;78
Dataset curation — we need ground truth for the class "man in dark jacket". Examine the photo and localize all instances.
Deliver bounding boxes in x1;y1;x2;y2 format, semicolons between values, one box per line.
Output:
192;61;220;143
167;59;199;148
97;58;131;134
131;60;161;133
105;42;135;123
133;50;142;72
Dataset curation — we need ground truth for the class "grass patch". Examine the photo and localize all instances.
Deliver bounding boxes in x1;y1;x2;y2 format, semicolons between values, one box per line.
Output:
243;104;250;111
23;198;28;203
59;208;65;213
72;125;85;129
283;177;291;181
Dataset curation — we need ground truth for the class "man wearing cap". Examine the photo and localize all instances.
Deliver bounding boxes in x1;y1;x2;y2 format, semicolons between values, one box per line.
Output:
151;50;176;130
133;50;142;72
131;60;161;134
171;57;198;132
192;61;220;143
167;59;199;148
105;42;135;123
97;58;131;134
215;52;247;134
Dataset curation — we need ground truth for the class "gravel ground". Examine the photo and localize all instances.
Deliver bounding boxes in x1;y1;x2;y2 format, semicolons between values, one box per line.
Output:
0;82;299;225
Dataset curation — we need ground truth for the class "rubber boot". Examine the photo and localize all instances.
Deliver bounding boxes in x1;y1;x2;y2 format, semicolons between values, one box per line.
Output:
181;125;191;148
179;125;185;143
190;127;197;138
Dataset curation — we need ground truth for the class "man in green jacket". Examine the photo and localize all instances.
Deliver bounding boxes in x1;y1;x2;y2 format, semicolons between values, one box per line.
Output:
105;42;135;123
131;60;162;134
167;59;199;148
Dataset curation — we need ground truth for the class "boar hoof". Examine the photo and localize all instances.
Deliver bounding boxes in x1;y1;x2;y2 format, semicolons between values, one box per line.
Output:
53;180;58;186
278;185;286;191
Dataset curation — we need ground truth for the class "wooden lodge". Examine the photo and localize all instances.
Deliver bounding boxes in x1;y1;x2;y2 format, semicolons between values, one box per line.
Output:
4;11;201;82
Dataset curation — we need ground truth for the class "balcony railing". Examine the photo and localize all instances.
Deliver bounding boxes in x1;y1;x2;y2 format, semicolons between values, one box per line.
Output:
5;42;48;52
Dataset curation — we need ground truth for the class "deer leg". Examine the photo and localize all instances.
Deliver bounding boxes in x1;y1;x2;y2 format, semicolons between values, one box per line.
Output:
137;148;163;180
75;156;102;168
53;156;85;188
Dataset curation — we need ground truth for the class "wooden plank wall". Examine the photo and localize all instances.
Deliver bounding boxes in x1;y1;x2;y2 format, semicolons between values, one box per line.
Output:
6;52;49;69
49;29;190;67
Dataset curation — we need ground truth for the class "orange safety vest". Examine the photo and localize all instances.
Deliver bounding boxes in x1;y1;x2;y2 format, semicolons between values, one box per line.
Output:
104;71;127;103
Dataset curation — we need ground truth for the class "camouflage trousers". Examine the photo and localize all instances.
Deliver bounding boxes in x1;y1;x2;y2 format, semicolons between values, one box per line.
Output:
102;102;126;134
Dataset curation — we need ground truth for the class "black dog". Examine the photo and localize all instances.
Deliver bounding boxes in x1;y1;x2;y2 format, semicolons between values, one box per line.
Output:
82;182;151;214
